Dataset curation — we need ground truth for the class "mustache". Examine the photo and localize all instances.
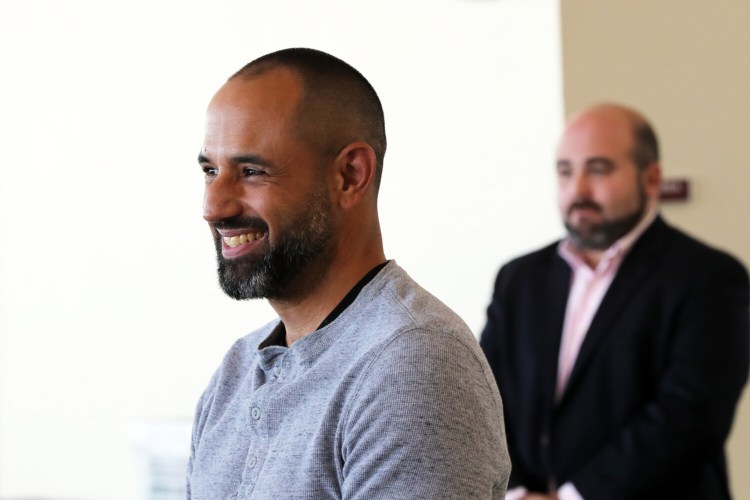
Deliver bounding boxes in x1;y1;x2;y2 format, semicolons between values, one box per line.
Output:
210;216;269;233
567;199;602;215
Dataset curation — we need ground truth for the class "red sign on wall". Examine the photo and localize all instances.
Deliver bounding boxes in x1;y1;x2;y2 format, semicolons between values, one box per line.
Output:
660;179;689;202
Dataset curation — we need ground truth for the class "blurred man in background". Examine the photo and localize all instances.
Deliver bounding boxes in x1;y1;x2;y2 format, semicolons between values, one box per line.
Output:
481;103;749;500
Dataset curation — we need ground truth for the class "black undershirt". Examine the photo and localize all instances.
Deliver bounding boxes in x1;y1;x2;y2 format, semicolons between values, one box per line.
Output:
263;261;389;347
316;261;389;330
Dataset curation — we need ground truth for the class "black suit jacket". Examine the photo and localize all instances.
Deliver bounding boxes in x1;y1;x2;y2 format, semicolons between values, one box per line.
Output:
480;216;749;499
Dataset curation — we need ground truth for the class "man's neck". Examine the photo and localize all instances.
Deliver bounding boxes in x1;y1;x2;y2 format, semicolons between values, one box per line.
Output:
578;249;605;269
270;251;386;346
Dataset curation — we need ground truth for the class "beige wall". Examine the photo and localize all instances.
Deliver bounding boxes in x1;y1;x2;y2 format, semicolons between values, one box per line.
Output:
560;0;750;496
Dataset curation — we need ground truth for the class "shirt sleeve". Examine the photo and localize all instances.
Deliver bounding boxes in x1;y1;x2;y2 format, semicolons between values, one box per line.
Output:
558;482;584;500
339;328;511;499
504;486;528;500
185;366;221;499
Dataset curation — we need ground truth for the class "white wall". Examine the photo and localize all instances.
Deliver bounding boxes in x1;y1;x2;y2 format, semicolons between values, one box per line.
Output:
0;0;563;497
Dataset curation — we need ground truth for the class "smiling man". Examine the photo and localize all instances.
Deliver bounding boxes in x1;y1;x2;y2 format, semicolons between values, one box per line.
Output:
480;104;749;500
186;48;510;499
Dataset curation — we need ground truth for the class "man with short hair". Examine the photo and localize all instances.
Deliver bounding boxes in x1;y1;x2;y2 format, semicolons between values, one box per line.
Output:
187;48;510;499
481;104;749;500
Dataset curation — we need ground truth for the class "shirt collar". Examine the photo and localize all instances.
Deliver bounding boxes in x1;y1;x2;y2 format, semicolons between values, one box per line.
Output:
258;260;390;349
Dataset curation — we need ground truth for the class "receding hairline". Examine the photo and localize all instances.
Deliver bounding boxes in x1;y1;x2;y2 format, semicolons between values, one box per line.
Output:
227;49;387;183
568;103;660;169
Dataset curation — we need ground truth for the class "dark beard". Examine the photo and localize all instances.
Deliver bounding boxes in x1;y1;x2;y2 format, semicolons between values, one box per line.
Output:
565;186;647;251
213;190;334;301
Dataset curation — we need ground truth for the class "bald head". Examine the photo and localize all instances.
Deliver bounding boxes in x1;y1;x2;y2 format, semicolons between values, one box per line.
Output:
555;103;663;253
565;104;659;170
230;48;387;190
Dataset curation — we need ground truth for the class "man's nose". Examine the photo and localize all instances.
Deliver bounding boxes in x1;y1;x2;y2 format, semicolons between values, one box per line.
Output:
572;171;591;197
203;174;243;223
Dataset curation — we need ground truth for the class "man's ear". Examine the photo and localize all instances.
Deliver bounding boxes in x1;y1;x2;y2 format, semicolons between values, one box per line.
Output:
333;141;377;209
644;161;663;199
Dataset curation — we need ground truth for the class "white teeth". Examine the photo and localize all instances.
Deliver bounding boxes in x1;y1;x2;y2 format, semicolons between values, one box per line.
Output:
223;232;265;248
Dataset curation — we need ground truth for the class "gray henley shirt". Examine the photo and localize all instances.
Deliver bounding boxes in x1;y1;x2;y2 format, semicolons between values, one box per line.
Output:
187;261;510;499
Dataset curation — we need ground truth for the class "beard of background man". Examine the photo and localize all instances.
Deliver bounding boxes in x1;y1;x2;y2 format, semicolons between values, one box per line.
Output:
212;182;335;301
565;176;648;251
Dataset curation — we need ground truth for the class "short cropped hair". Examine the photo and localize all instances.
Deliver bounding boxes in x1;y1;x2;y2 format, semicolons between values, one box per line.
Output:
231;48;387;190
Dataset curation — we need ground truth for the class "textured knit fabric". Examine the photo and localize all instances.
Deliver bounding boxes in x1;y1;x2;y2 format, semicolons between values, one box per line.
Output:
187;261;510;499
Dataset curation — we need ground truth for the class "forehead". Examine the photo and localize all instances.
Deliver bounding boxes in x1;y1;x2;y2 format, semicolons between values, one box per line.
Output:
557;110;635;160
203;68;304;157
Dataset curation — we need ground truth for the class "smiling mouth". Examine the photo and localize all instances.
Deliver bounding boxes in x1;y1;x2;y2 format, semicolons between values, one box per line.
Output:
223;231;267;248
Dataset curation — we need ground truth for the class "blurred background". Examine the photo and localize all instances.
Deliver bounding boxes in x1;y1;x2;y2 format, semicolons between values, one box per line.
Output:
0;0;748;498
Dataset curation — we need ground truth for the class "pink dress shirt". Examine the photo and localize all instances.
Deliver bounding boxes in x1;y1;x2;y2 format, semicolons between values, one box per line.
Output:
555;208;657;399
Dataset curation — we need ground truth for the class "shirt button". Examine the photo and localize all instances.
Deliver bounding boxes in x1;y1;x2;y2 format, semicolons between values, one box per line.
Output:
251;406;261;420
248;455;257;468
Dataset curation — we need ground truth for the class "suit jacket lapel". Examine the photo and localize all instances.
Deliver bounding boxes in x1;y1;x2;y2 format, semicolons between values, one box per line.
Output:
537;249;573;408
558;216;669;405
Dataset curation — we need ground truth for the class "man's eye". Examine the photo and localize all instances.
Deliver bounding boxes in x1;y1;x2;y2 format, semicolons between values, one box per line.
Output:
202;166;217;177
589;165;611;175
243;167;263;177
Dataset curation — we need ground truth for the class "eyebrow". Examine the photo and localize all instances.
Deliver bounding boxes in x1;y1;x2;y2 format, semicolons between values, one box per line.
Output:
197;153;273;167
556;157;615;168
585;157;615;168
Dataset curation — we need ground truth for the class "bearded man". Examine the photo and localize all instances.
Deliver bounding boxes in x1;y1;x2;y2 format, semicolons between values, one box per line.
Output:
480;103;749;500
186;48;510;499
